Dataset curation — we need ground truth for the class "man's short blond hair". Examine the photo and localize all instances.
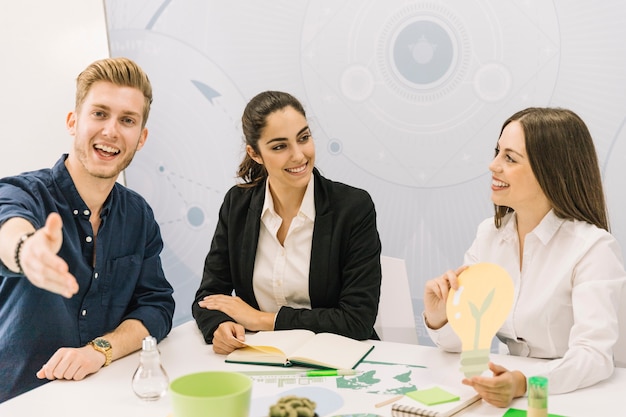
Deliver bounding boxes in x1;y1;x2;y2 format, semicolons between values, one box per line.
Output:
75;57;153;128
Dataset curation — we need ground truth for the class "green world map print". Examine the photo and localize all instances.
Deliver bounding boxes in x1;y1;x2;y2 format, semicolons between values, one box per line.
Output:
337;360;427;394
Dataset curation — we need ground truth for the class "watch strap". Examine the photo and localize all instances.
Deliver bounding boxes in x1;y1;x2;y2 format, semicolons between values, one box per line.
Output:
89;338;112;367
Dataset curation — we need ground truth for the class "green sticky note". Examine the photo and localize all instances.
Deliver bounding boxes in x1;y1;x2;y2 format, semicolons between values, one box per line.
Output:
405;386;460;406
503;408;568;417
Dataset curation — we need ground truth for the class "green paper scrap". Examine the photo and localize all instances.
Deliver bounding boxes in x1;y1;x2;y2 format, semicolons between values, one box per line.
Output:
501;408;525;417
405;386;460;406
502;408;568;417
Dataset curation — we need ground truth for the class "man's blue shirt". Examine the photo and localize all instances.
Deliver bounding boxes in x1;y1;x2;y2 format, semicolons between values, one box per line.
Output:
0;155;175;402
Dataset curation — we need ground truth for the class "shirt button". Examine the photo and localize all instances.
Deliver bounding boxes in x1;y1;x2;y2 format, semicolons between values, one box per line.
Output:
81;310;87;316
73;210;79;215
83;209;90;216
94;272;99;279
86;236;93;243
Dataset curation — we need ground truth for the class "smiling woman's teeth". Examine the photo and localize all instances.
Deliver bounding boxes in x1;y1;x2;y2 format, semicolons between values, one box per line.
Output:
493;180;509;187
286;165;306;173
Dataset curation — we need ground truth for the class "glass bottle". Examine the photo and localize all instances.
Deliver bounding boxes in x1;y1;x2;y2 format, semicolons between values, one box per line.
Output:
527;375;548;417
132;335;169;401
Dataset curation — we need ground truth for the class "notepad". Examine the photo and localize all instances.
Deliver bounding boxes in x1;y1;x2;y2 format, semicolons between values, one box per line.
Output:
391;385;481;417
406;387;460;406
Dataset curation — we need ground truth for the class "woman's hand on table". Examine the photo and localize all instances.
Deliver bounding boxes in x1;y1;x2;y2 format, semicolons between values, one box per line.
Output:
462;361;527;408
212;321;246;354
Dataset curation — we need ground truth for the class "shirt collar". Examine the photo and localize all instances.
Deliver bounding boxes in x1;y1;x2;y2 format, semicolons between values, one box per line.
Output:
52;154;85;211
261;174;315;221
532;209;565;244
52;154;115;220
499;209;564;245
300;175;315;221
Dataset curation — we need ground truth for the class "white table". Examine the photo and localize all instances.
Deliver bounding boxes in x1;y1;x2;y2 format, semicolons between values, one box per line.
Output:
1;320;623;416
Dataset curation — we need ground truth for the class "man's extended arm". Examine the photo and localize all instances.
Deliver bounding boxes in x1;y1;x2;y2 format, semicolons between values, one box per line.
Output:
0;214;78;297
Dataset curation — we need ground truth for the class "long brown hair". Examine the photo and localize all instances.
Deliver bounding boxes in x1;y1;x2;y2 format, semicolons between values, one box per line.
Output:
494;107;608;231
237;91;306;188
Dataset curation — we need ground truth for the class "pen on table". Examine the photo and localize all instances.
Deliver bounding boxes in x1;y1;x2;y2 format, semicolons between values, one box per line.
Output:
301;369;362;377
237;369;362;377
374;394;404;408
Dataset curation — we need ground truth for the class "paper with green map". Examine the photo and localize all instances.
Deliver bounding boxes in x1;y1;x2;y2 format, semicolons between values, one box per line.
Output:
336;359;426;394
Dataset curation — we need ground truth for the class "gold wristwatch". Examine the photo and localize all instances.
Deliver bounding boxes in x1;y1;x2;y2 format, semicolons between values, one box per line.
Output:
89;338;112;367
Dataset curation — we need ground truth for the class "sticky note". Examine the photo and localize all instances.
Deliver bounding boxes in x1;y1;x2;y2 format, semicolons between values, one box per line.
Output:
405;386;460;406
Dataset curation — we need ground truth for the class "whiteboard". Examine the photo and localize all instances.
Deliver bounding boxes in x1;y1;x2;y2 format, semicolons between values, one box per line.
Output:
0;0;109;177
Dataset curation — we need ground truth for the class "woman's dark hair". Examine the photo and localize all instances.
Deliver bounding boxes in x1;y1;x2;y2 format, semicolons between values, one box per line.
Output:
237;91;306;187
494;107;608;231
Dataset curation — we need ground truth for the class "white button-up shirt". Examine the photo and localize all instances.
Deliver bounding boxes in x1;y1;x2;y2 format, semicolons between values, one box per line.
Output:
427;210;626;394
252;176;315;313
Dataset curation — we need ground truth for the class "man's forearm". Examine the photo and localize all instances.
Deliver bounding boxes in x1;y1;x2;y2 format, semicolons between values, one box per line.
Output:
0;217;35;272
101;319;150;362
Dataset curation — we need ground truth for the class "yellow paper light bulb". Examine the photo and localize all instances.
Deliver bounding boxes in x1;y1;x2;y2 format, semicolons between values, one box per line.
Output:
446;262;514;377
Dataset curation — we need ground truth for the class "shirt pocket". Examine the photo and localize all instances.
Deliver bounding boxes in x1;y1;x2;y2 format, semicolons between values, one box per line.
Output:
101;254;142;308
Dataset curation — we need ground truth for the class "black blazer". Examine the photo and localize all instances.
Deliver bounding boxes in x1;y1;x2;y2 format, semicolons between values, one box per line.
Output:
192;169;382;343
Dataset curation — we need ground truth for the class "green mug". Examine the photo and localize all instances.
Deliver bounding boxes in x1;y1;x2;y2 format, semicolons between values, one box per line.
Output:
170;371;252;417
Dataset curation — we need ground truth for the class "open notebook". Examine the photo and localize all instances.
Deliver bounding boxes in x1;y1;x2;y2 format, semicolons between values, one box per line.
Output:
225;329;374;369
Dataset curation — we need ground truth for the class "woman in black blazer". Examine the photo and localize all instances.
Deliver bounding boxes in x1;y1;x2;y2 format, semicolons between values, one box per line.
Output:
192;91;382;354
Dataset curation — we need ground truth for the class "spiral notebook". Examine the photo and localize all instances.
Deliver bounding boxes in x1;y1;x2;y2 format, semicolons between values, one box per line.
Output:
390;385;481;417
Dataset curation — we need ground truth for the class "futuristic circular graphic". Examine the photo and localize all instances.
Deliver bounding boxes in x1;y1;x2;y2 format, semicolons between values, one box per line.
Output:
108;29;245;324
301;0;560;187
104;0;626;334
381;6;469;99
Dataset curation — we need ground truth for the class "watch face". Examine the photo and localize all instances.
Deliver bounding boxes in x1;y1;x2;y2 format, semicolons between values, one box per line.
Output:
94;338;111;349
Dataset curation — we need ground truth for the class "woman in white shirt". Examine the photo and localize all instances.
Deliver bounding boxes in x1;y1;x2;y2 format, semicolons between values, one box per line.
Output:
424;107;626;407
193;91;382;354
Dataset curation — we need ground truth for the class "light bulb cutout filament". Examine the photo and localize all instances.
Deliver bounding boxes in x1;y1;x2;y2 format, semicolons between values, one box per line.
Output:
469;288;495;350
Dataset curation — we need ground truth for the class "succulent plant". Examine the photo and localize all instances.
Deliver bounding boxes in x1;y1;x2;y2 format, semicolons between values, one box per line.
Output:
268;395;317;417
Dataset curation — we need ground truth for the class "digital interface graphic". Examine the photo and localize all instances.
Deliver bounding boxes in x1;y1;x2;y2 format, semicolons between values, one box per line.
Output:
105;0;626;335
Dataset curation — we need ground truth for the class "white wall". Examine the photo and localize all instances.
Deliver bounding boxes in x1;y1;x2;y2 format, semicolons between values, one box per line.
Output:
0;0;109;178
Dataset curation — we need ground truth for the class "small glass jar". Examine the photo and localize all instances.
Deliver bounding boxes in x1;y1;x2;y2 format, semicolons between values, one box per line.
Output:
527;375;548;417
